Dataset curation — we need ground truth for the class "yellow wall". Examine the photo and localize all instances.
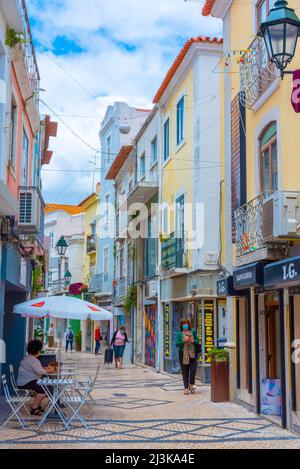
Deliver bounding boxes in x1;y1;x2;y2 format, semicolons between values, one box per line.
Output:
229;0;300;202
81;194;99;283
162;67;194;267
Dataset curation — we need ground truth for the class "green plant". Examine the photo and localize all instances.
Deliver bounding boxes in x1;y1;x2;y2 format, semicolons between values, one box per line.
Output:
5;28;26;47
208;347;229;364
75;330;82;348
32;267;43;295
34;325;44;339
124;284;137;314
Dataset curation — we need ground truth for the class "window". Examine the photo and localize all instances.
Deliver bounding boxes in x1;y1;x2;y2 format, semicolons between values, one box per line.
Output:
151;136;158;165
257;0;276;27
176;96;185;146
164;118;170;162
175;195;185;267
106;134;112;168
259;122;278;194
143;216;157;278
9;99;17;169
103;247;109;276
140;153;146;179
21;129;29;186
105;194;110;224
49;232;55;248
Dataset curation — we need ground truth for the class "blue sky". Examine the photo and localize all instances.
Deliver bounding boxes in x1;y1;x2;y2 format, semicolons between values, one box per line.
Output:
26;0;222;204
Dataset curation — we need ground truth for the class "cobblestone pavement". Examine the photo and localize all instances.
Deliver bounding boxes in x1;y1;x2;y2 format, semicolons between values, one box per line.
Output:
1;353;300;449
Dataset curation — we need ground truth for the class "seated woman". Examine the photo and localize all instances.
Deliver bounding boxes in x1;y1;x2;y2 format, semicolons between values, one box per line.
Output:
17;340;55;416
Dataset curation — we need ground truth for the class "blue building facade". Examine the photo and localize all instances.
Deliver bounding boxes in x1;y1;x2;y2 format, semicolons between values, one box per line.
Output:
94;103;150;324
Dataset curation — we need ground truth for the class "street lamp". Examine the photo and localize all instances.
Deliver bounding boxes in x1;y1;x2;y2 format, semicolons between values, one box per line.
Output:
56;236;68;257
257;0;300;78
64;270;72;286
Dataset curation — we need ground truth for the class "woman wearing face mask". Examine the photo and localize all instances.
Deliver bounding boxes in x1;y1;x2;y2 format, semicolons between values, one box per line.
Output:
176;319;200;395
110;326;128;369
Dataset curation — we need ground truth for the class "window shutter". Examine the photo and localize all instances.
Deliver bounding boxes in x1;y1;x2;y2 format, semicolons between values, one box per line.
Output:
231;93;246;242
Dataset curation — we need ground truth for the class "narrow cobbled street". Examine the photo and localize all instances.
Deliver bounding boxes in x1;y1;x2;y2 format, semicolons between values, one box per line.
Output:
1;353;300;449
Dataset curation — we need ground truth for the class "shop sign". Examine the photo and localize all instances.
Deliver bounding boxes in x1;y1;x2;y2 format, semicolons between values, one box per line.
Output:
197;303;202;364
264;256;300;288
233;262;264;290
217;276;239;297
204;300;214;364
164;304;170;357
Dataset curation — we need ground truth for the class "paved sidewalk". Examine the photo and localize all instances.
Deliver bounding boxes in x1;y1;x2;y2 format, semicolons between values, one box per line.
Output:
1;353;300;449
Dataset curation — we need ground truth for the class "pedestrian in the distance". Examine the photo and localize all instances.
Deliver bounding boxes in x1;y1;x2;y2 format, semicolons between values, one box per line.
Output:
94;325;102;355
65;326;74;352
176;319;199;395
110;326;128;369
48;323;55;348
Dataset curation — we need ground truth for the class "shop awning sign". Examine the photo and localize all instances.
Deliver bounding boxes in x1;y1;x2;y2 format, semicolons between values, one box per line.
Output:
233;262;265;290
264;256;300;288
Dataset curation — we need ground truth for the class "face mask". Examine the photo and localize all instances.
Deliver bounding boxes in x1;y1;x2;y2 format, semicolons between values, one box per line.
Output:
182;324;189;331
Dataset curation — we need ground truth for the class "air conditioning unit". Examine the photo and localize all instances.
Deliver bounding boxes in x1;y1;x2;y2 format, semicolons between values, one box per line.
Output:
262;191;300;242
18;189;41;234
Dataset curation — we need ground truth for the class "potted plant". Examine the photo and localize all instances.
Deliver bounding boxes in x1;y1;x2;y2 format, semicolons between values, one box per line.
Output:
75;330;82;352
208;347;230;403
34;325;44;343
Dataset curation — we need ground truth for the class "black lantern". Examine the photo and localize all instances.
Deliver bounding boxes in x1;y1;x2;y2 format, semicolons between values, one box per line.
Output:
64;270;72;286
257;0;300;78
56;236;68;257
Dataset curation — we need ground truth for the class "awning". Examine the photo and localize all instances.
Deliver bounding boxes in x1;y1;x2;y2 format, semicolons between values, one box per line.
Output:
264;256;300;289
233;262;265;290
217;276;240;297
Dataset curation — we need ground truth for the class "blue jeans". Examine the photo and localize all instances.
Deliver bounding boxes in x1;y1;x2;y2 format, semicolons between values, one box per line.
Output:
95;340;101;355
66;340;73;352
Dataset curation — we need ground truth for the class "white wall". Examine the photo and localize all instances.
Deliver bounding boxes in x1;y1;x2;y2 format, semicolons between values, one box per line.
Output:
193;52;222;272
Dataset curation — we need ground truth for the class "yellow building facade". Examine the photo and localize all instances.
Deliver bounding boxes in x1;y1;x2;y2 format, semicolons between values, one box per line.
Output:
79;190;99;286
203;0;300;434
154;37;223;380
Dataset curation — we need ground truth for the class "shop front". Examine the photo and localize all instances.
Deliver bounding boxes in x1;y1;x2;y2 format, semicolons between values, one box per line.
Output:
233;262;265;414
161;273;220;383
264;256;300;434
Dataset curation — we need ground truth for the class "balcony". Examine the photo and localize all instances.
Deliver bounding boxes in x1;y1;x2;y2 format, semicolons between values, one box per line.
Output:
113;277;126;303
234;191;300;266
47;278;68;294
161;233;187;276
86;235;96;254
8;0;40;133
240;36;278;110
127;169;159;206
89;273;112;296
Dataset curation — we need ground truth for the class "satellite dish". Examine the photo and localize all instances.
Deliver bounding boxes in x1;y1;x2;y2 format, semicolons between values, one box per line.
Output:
119;121;131;134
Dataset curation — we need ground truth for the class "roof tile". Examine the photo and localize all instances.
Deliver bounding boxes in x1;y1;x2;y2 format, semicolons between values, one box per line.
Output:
153;36;223;104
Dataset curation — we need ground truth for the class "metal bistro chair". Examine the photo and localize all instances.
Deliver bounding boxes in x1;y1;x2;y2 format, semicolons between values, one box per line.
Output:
74;362;101;405
62;378;92;429
9;365;33;415
0;375;28;430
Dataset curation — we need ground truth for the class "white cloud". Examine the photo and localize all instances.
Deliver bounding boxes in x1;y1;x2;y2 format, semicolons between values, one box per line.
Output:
26;0;222;204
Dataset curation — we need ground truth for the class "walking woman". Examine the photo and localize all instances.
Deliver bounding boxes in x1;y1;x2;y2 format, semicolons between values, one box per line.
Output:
176;319;200;395
110;326;128;369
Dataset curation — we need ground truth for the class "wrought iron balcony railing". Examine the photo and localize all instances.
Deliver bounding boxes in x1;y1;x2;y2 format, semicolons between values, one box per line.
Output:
161;233;185;271
114;277;126;300
86;235;96;254
240;36;277;110
235;194;265;257
18;0;40;101
89;273;111;294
